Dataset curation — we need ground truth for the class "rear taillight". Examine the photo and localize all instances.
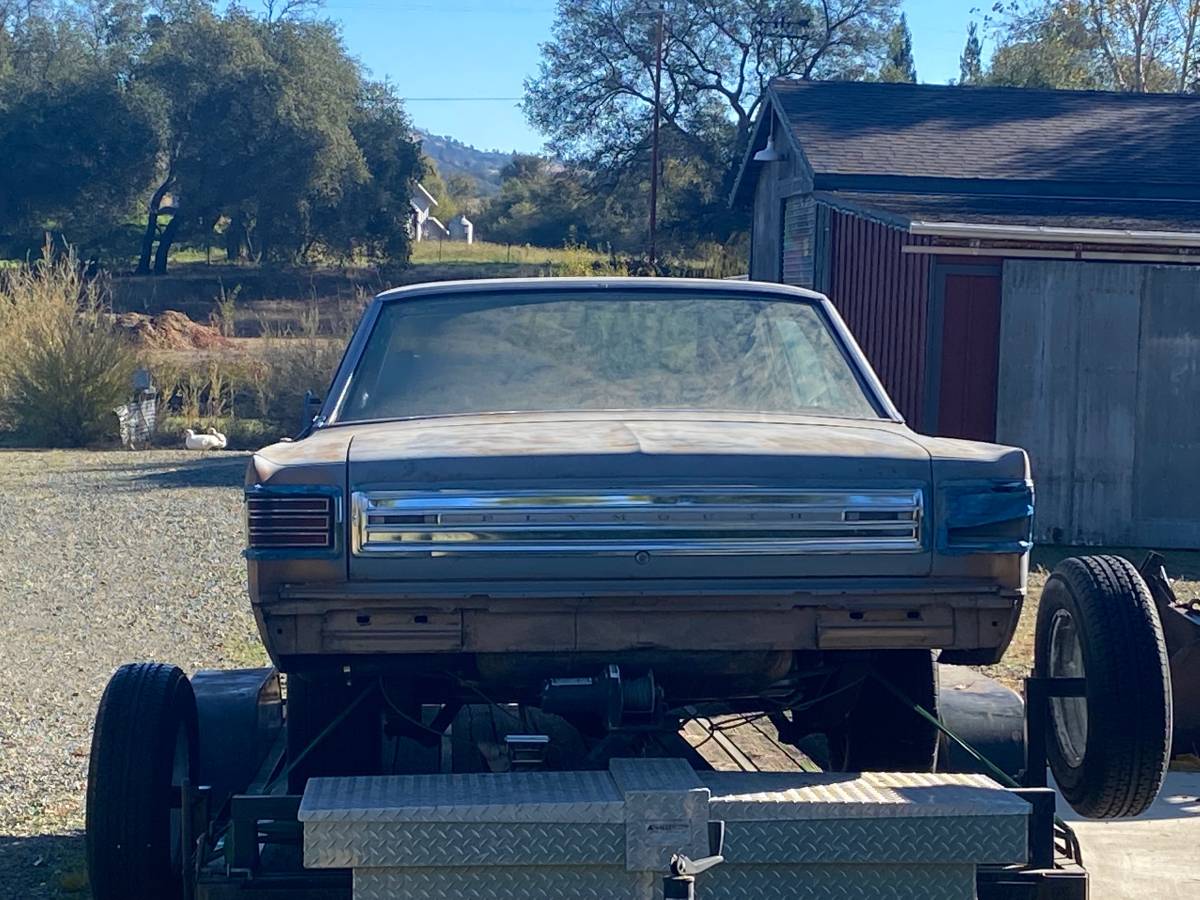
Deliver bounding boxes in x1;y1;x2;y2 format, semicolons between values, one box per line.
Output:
246;494;335;549
937;480;1034;554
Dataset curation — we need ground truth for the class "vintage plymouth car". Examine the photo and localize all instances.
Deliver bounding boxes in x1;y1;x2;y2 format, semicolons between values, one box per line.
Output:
86;278;1176;900
243;277;1034;774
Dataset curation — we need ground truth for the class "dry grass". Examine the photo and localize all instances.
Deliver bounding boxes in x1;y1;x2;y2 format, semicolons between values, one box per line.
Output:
0;245;138;446
982;547;1200;690
133;299;359;449
409;239;611;268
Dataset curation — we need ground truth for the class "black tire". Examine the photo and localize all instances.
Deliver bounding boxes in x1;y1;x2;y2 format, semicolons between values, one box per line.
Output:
832;650;940;772
86;662;198;900
1035;555;1172;819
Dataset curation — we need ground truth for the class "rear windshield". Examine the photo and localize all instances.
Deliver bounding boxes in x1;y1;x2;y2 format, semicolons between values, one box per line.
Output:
334;290;882;422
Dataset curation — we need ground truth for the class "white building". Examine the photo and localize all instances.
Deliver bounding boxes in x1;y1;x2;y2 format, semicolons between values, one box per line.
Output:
448;214;474;244
409;183;449;242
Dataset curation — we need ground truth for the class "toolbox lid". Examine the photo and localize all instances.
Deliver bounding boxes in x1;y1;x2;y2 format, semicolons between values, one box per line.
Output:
702;770;1033;821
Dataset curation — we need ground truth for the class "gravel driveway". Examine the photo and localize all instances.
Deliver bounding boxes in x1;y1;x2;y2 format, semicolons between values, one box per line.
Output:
2;450;1196;898
0;450;262;898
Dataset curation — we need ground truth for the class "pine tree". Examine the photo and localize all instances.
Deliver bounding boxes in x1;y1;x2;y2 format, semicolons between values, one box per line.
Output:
959;21;983;85
880;13;917;83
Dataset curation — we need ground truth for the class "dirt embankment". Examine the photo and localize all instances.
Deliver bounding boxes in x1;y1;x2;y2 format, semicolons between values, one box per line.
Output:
110;310;230;351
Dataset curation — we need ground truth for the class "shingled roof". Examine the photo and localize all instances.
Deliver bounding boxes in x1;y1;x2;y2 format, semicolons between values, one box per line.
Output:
752;80;1200;195
814;191;1200;234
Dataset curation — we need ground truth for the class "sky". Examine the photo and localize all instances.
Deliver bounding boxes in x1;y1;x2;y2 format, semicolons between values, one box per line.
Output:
324;0;986;154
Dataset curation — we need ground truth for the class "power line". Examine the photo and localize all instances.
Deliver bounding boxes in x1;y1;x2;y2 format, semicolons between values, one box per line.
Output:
401;96;522;101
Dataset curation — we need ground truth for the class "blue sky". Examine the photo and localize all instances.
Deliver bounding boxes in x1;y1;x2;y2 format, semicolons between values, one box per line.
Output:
324;0;985;153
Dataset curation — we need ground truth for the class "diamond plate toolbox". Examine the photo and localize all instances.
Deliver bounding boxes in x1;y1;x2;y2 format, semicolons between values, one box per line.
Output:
703;770;1030;865
300;761;1029;900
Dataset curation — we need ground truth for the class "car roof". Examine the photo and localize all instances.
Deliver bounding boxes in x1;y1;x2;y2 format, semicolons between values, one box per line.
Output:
374;277;828;304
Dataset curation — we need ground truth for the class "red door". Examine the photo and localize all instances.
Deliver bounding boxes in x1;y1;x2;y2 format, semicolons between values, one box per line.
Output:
935;271;1002;442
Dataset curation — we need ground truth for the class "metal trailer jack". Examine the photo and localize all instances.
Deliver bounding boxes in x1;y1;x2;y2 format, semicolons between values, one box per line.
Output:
663;822;725;900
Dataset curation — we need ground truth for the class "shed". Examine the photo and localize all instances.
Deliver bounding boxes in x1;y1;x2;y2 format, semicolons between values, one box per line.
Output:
448;214;474;243
732;81;1200;548
409;182;446;242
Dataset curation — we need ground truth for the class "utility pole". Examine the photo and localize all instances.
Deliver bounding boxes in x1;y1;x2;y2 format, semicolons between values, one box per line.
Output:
648;2;665;271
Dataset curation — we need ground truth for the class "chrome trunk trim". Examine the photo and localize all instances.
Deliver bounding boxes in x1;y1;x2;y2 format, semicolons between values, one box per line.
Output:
351;488;923;556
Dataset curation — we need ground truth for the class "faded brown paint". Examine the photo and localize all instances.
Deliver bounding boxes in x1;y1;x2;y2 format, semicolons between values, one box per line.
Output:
344;413;931;463
255;409;1030;469
259;591;1016;659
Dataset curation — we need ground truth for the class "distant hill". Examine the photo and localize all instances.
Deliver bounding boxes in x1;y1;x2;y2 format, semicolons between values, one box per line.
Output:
415;130;515;196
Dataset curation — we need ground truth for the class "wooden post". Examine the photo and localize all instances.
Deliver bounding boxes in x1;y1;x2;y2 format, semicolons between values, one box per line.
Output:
648;3;664;271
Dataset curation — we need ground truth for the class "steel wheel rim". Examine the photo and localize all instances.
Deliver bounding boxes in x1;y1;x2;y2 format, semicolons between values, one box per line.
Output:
1048;608;1088;767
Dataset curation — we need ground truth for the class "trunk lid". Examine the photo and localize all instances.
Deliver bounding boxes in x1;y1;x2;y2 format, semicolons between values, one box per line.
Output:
346;414;932;582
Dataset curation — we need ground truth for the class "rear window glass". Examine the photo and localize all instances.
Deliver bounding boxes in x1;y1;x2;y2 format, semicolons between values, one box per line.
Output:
336;290;881;421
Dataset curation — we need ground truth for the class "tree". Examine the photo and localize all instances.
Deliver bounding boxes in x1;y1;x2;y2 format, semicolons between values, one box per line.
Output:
959;20;983;84
420;158;458;223
524;0;902;214
0;1;157;258
1;2;420;269
478;155;593;247
880;11;917;82
985;1;1200;92
1169;0;1200;89
134;6;416;271
308;80;423;262
0;79;157;244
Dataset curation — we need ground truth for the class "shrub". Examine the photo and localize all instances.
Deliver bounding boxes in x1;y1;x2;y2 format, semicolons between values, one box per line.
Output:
0;245;138;446
250;300;358;431
145;298;359;449
550;241;628;277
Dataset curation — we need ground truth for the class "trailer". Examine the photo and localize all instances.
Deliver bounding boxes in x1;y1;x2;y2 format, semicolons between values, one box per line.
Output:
90;645;1145;900
167;667;1088;900
84;552;1190;899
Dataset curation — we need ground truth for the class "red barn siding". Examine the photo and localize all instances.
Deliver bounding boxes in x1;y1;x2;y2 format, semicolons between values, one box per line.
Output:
825;208;933;425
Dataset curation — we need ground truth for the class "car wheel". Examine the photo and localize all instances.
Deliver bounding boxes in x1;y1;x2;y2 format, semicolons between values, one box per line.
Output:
86;662;198;900
831;650;940;772
1035;555;1171;818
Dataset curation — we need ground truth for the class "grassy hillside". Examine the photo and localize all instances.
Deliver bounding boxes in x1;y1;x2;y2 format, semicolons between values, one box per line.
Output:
416;130;513;195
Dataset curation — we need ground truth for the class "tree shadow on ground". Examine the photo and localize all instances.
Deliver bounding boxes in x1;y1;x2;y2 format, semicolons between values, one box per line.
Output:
0;832;88;899
127;455;249;489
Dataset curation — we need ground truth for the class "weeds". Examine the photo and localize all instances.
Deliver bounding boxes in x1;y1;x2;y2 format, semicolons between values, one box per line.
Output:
550;241;629;277
212;280;242;337
0;243;138;446
143;297;359;448
252;300;352;429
